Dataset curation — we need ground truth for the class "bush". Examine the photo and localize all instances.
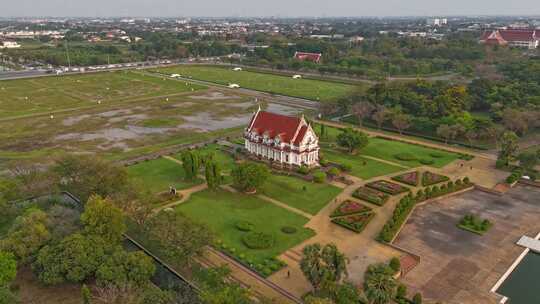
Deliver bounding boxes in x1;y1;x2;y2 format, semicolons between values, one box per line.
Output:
389;257;401;273
235;220;254;232
242;232;275;249
495;159;507;169
327;167;340;176
340;163;352;172
430;153;443;158
412;293;423;304
396;284;408;299
319;159;328;166
419;158;434;165
313;171;327;183
281;226;297;234
298;165;310;175
394;153;417;161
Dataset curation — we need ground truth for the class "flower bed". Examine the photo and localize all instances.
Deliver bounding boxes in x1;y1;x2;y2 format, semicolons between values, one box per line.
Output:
392;171;420;186
366;180;410;195
352;187;390;206
332;213;375;233
421;171;449;186
331;200;373;217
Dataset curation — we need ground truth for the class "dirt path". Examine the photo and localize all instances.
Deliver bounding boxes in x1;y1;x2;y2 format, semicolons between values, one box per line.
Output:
153;183;208;213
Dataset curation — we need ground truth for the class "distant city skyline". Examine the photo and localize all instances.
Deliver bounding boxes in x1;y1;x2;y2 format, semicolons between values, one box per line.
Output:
2;0;540;18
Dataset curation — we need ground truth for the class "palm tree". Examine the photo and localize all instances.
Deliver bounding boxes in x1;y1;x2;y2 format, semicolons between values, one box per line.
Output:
363;264;397;304
300;243;349;292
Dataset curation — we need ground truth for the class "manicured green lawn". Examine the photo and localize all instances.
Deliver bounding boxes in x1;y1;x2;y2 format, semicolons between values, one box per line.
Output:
362;137;460;168
323;149;404;180
261;174;341;215
155;65;358;101
175;189;315;265
127;157;202;194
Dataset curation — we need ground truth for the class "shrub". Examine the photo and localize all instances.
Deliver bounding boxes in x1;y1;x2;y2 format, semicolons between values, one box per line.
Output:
242;232;275;249
340;163;352;172
281;226;297;234
396;284;408;299
429;153;443;158
235;220;254;232
298;165;310;175
419;158;434;165
327;167;340;176
313;171;327;183
412;293;423;304
389;257;401;273
394;153;417;161
319;159;328;166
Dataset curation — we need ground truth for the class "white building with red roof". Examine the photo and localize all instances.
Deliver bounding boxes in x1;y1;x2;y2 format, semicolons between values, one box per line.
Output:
293;51;322;63
480;29;539;49
244;108;319;167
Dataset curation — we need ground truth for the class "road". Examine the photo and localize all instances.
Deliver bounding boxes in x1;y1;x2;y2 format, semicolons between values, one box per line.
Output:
0;70;48;80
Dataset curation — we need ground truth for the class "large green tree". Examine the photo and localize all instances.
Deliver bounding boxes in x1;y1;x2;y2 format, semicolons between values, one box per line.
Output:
231;163;270;192
498;131;519;166
1;209;50;264
336;128;369;154
300;243;349;292
146;211;213;265
0;251;16;287
181;150;201;181
363;263;397;304
81;195;126;244
96;250;155;287
205;158;222;190
196;266;251;304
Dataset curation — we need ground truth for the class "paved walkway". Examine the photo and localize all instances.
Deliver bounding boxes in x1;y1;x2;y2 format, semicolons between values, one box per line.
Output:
153;183;208;213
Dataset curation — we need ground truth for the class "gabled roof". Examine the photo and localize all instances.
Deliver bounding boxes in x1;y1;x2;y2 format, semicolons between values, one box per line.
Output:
294;51;322;63
481;29;539;43
247;110;310;144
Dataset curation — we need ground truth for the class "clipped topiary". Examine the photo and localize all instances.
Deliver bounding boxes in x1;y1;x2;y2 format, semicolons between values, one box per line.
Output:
242;231;275;249
281;226;297;234
236;220;255;232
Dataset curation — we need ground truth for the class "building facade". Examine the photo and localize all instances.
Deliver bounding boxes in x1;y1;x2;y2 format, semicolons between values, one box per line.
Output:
244;109;319;167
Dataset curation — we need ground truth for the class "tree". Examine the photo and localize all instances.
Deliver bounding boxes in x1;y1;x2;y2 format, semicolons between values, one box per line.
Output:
502;108;529;135
96;250;155;287
391;114;411;135
81;195;126;244
372;106;389;129
81;284;92;304
518;152;539;171
300;243;348;292
196;266;252;304
396;284;407;299
352;102;374;126
146;211;213;265
304;297;334;304
0;251;16;287
389;257;400;274
205;158;222;190
436;124;453;144
363;263;396;304
1;209;50;264
336;128;369;154
412;293;423;304
181;150;201;180
498;131;519;166
33;234;108;285
231;163;269;192
53;155;130;203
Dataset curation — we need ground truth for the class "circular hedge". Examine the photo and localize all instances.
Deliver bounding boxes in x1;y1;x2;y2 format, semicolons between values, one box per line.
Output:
281;226;297;234
235;220;254;232
429;152;443;158
394;153;417;161
242;231;275;249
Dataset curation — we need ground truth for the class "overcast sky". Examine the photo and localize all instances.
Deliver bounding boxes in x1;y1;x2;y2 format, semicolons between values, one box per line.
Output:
2;0;540;17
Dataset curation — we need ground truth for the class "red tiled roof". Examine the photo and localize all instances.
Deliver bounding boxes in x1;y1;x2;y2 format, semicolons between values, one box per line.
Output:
481;29;539;43
293;125;308;145
248;111;303;143
294;51;322;63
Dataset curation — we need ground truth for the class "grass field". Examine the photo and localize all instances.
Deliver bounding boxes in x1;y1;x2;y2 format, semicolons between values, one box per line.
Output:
154;65;359;101
323;148;404;180
261;174;341;215
175;189;315;265
362;137;460;168
0;70;205;119
127;157;203;194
